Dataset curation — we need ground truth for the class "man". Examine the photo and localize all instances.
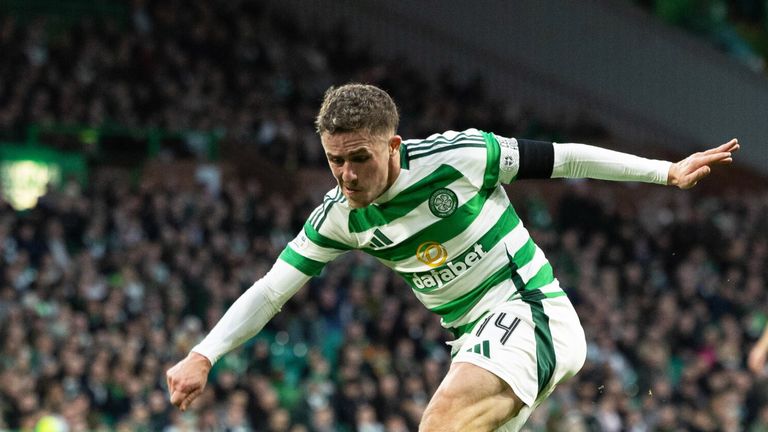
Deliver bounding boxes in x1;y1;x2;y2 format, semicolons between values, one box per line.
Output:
167;83;738;431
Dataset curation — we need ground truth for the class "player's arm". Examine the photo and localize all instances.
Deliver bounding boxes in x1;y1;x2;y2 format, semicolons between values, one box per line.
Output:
749;325;768;375
499;136;738;187
190;260;310;363
166;260;311;411
553;139;737;188
166;203;351;411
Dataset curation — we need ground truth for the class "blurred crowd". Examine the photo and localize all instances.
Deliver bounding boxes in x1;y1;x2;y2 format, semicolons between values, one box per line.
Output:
0;0;603;163
2;169;768;432
1;1;768;432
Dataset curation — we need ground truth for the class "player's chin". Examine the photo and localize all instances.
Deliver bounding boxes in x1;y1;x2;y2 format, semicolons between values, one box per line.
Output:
347;198;368;208
346;195;372;208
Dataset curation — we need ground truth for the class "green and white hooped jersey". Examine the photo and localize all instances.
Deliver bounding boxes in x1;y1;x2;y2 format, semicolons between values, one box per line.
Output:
279;128;566;337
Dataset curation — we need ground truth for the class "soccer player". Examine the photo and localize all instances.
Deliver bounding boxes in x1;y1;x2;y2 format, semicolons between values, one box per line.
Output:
166;84;738;431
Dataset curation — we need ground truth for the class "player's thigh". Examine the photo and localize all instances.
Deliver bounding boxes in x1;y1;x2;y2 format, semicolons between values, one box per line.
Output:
423;296;586;432
420;361;524;432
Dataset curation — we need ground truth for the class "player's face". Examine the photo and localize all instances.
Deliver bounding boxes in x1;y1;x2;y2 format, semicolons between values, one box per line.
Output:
321;130;401;208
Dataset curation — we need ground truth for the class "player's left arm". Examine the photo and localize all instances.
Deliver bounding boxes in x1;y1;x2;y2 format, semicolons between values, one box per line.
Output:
552;139;738;187
498;135;738;187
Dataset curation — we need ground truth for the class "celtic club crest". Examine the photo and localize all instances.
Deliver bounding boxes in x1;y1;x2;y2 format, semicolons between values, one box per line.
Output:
428;188;457;218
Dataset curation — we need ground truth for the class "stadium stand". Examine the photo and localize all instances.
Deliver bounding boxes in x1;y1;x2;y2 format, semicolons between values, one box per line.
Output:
637;0;768;73
1;1;767;431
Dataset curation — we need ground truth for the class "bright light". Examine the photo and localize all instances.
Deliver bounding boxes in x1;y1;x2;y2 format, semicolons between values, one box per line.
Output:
0;160;61;210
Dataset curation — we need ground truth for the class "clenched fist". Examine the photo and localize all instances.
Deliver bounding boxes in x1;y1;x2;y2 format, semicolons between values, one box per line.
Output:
166;351;212;411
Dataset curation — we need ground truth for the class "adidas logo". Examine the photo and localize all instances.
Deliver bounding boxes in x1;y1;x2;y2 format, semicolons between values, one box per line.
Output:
369;229;393;249
465;340;491;359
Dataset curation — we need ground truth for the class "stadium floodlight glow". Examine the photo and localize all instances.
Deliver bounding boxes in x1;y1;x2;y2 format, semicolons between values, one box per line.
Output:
0;160;61;210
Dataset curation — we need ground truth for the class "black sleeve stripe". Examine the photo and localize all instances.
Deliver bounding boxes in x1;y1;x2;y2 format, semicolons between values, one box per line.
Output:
517;139;554;179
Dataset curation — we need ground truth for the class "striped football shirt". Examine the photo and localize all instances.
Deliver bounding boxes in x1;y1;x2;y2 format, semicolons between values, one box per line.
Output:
279;128;565;336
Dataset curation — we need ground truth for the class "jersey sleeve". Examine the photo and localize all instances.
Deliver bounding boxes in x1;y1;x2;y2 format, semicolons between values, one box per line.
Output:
552;143;671;184
192;189;355;364
402;129;505;190
192;259;310;364
278;189;354;276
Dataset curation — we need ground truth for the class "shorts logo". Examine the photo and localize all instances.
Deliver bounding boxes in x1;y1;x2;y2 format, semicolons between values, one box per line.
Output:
465;340;491;359
416;241;448;268
429;188;458;218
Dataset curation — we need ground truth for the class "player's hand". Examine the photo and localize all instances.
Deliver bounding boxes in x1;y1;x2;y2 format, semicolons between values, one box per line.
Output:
166;351;212;411
749;343;768;376
667;139;739;189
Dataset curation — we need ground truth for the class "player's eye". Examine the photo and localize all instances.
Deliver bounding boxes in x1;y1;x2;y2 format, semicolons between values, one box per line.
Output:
351;155;370;163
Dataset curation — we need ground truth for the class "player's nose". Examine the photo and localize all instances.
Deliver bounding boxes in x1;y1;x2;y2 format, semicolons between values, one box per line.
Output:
342;164;357;183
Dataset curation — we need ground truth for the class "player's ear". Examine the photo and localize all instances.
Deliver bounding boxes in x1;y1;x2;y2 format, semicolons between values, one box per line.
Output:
389;135;402;156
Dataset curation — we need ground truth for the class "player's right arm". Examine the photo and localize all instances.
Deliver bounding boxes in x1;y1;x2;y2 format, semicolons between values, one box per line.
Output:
166;260;312;411
166;192;352;411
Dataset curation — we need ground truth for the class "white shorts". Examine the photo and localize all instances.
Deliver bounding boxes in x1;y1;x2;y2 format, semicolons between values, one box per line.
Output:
451;295;587;432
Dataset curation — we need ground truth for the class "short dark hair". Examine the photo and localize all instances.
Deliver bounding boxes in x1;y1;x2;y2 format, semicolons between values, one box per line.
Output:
315;83;399;135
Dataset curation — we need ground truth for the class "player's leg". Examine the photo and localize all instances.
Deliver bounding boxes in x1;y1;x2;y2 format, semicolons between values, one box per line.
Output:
419;362;525;432
419;295;586;432
495;295;587;431
420;299;540;432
